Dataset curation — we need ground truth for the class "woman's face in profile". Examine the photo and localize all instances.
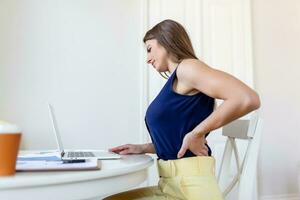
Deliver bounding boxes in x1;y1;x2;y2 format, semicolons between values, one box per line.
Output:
145;39;169;72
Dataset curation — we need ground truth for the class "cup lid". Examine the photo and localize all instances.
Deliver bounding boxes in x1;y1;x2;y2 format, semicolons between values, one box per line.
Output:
0;120;21;133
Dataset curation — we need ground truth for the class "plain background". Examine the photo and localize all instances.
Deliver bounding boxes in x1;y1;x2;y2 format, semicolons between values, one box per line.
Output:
252;0;300;198
0;0;143;150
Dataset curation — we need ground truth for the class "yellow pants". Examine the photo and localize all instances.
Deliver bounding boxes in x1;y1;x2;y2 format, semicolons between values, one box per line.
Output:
104;156;224;200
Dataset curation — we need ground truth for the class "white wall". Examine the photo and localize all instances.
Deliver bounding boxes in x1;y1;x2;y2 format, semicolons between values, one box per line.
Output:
0;0;144;150
252;0;300;198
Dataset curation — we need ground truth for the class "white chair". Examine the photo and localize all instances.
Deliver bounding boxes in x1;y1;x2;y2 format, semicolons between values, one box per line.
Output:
217;113;263;200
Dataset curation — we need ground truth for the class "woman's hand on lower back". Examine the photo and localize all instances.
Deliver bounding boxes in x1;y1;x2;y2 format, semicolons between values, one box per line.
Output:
109;144;146;155
177;132;209;158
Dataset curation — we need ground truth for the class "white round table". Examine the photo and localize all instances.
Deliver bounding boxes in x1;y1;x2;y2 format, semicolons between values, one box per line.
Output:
0;154;154;200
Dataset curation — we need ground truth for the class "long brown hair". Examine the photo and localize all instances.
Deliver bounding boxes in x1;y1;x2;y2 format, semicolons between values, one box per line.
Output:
143;19;198;79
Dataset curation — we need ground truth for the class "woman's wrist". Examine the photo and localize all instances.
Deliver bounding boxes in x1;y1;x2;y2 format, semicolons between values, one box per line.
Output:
141;143;150;153
141;143;155;154
191;128;205;138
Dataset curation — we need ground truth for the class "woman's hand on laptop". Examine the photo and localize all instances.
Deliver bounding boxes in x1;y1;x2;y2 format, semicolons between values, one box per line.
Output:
109;143;155;155
109;144;145;155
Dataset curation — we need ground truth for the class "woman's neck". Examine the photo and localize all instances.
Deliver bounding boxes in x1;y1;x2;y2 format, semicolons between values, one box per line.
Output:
167;59;181;74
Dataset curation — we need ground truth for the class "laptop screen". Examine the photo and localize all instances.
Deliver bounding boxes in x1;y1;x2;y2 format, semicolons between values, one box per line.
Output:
48;103;65;154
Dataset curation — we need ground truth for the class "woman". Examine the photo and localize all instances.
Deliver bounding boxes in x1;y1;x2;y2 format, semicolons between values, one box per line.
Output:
105;19;260;200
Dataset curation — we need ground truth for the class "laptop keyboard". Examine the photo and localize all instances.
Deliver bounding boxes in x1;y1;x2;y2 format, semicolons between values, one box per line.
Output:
67;152;95;158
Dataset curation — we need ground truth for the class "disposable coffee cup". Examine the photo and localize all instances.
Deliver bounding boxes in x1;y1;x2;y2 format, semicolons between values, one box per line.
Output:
0;120;21;176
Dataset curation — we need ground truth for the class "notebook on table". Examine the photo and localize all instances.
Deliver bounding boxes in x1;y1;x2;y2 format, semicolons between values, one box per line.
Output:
16;156;101;171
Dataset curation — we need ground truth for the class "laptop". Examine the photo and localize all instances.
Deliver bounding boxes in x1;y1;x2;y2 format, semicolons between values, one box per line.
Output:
47;103;121;160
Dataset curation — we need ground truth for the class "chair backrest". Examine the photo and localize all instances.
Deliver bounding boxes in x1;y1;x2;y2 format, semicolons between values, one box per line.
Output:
217;113;263;200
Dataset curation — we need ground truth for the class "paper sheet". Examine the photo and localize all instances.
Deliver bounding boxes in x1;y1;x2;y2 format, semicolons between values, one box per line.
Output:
16;151;100;171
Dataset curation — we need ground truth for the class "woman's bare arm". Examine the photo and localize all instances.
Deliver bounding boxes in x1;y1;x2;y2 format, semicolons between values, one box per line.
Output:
177;59;260;137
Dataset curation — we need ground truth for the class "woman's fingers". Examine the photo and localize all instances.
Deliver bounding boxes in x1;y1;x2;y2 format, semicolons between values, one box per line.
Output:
109;147;122;152
200;148;209;156
109;144;144;155
196;152;208;156
195;152;205;156
194;146;209;156
177;142;188;158
119;149;131;155
109;144;130;152
202;150;208;156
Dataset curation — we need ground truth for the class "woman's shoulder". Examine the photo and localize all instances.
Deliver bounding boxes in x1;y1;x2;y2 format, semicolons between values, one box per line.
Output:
179;58;210;69
176;58;211;84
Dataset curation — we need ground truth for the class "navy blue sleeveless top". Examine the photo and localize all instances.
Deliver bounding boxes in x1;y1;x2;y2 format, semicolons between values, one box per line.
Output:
145;65;215;160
